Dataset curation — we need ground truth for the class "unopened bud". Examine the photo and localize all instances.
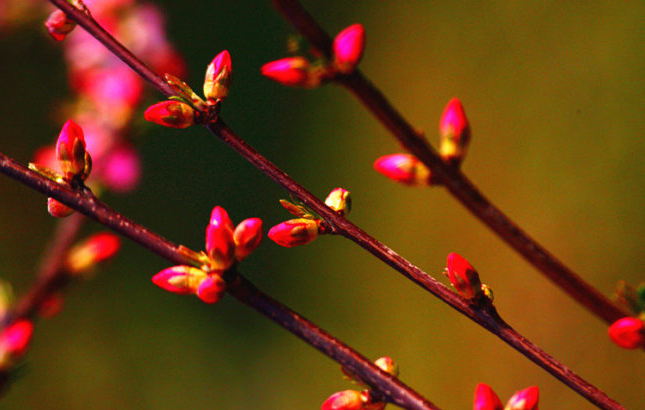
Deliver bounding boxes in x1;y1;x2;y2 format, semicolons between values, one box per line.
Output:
47;197;74;218
196;274;227;304
45;9;76;41
445;252;482;300
0;320;34;360
474;383;503;410
268;218;320;248
144;100;195;128
56;119;89;181
332;24;366;74
152;265;207;295
65;232;121;274
373;356;398;377
203;50;232;103
233;217;263;262
261;57;315;87
504;386;539;410
205;206;235;271
373;154;430;186
325;188;351;216
439;98;471;166
321;390;364;410
608;317;645;349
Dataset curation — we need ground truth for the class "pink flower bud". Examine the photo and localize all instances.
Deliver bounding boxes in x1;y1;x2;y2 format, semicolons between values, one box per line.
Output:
325;188;351;216
474;383;503;410
332;24;365;74
203;50;232;102
152;265;206;295
0;320;34;358
233;218;263;261
373;356;398;377
196;274;227;304
205;206;235;271
439;98;471;165
373;154;430;186
56;119;89;181
445;252;482;300
144;100;195;129
608;317;645;349
47;197;74;218
66;232;121;274
261;57;313;87
44;9;76;41
321;390;364;410
504;386;539;410
268;218;320;248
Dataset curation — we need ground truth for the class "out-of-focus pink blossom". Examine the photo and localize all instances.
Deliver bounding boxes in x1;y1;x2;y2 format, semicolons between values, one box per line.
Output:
261;57;313;87
101;144;141;193
0;320;34;358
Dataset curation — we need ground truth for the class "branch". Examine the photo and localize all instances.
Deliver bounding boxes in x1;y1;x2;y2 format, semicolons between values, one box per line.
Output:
270;0;629;325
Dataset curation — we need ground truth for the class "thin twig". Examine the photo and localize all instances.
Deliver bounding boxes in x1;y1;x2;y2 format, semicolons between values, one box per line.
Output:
270;0;629;325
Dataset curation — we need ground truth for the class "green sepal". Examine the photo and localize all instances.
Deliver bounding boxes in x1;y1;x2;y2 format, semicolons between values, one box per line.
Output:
165;74;205;108
177;245;210;268
279;199;314;219
28;163;65;184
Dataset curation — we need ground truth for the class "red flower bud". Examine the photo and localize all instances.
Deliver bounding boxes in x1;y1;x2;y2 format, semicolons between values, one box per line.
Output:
504;386;539;410
445;252;482;300
47;197;74;218
268;218;320;248
152;265;206;295
45;9;76;41
261;57;313;87
608;317;645;349
56;119;89;181
205;206;235;271
66;232;121;274
196;274;227;304
474;383;503;410
0;320;34;358
144;100;195;128
203;50;232;102
333;24;366;74
373;154;430;186
321;390;364;410
233;217;263;262
439;98;471;165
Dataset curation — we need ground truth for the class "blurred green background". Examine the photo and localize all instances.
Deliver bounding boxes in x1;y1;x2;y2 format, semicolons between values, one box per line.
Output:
1;1;645;409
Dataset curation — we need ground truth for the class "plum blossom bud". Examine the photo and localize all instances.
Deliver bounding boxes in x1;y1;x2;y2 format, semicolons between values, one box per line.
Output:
45;9;76;41
144;100;195;128
373;154;430;186
373;356;398;377
474;383;503;410
439;98;471;165
445;252;482;300
153;265;207;295
261;57;314;87
203;50;232;103
233;218;263;262
325;188;351;217
47;197;74;218
196;274;227;304
504;386;539;410
608;317;645;349
0;320;34;359
56;119;89;181
205;206;235;271
333;24;366;74
321;390;364;410
65;232;121;274
268;218;320;248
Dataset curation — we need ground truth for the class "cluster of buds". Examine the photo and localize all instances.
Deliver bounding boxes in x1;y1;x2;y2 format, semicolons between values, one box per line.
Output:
608;281;645;349
261;24;365;88
321;357;397;410
373;98;471;186
0;320;34;371
29;120;92;218
268;188;350;248
145;51;232;129
152;206;262;304
474;383;539;410
443;253;493;305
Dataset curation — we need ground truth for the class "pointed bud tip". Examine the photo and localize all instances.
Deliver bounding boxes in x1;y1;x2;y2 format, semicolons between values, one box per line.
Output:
261;57;312;87
204;50;232;102
373;154;430;186
446;252;482;300
439;98;471;164
144;100;195;128
333;23;366;74
608;317;645;349
268;219;320;248
505;386;539;410
474;383;503;410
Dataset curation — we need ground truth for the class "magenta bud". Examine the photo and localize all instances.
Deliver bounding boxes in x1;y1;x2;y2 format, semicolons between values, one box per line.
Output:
608;317;645;349
152;265;206;295
0;320;34;358
439;98;471;165
261;57;313;87
268;218;320;248
445;252;482;300
45;9;76;41
373;154;430;186
66;232;121;274
233;217;263;261
203;50;232;102
474;383;503;410
504;386;539;410
196;274;227;304
56;119;88;180
321;390;364;410
324;188;351;216
144;100;195;128
332;24;366;74
205;206;235;271
47;197;74;218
